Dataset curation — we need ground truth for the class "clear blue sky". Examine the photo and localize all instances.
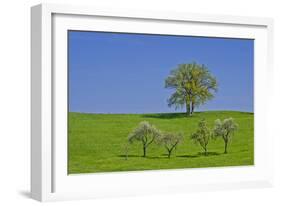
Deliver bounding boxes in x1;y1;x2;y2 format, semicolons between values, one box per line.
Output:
68;31;254;113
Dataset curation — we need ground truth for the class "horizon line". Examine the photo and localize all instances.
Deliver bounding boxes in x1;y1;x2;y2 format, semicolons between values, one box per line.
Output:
68;110;254;115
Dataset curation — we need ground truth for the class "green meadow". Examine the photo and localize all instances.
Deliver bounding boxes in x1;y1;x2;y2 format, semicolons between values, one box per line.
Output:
68;111;254;174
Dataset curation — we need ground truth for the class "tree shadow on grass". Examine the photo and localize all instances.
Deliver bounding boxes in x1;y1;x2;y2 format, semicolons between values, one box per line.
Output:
176;154;199;158
146;156;170;159
141;113;192;119
146;153;181;159
177;152;221;158
118;154;172;159
197;152;221;156
118;154;142;158
118;152;221;159
117;154;168;159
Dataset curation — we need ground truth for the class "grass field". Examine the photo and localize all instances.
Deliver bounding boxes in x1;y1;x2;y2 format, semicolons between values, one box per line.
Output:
68;111;254;174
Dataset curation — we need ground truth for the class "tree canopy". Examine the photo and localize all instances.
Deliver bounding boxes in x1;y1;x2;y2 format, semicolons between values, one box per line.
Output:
165;62;218;116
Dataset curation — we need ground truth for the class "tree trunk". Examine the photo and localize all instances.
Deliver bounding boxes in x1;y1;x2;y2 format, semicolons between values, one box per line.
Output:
191;101;195;114
186;101;190;117
143;146;146;157
204;148;207;156
168;150;172;158
189;101;192;116
224;141;228;154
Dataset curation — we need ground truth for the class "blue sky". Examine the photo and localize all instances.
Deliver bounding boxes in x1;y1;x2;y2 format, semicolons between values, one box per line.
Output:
68;31;254;113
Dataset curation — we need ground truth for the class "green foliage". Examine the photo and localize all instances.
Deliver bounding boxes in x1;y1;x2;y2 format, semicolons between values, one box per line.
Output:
213;118;238;153
128;121;161;157
191;119;212;155
165;63;218;116
157;132;184;158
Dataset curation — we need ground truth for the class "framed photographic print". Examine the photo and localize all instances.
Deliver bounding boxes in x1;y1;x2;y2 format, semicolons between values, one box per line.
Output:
31;3;274;201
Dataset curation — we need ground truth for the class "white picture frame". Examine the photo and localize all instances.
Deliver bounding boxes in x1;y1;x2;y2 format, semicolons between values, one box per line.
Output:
31;3;274;202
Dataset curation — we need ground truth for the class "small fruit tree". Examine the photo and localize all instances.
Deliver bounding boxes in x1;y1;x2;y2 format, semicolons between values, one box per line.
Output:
158;132;183;158
213;118;238;154
191;119;212;155
128;121;161;157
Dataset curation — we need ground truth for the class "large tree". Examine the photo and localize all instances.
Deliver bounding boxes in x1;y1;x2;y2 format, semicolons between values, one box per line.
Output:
128;121;161;157
165;63;218;116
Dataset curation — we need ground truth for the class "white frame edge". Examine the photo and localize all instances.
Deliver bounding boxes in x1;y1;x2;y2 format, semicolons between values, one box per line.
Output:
31;4;52;201
31;3;274;202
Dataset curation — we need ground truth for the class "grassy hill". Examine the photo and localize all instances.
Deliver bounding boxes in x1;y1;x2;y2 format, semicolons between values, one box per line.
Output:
68;111;254;174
